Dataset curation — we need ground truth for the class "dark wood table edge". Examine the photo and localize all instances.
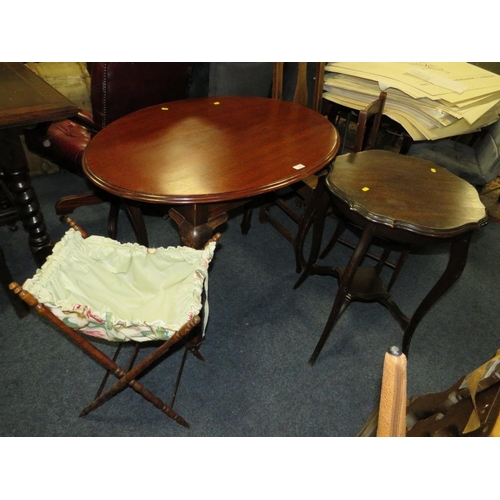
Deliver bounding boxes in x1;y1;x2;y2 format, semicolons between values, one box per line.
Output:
0;63;80;265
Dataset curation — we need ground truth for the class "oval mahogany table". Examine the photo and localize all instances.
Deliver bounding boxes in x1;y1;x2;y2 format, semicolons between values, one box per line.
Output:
83;96;340;249
296;150;488;364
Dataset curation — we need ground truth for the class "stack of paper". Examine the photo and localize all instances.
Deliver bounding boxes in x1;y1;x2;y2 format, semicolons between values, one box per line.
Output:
323;62;500;141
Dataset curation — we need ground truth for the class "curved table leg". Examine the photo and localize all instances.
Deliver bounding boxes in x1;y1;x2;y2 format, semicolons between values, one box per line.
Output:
294;184;321;274
402;232;473;356
0;128;52;265
308;223;376;365
294;178;331;290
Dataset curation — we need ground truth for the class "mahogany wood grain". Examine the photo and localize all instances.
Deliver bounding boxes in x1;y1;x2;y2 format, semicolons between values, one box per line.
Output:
327;150;487;240
83;96;339;247
254;63;327;271
84;96;338;203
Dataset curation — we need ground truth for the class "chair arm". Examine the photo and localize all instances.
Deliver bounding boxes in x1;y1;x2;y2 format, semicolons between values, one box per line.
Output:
70;110;102;134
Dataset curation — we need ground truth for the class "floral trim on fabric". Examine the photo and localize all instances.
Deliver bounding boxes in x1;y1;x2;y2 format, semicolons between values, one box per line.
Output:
23;229;217;343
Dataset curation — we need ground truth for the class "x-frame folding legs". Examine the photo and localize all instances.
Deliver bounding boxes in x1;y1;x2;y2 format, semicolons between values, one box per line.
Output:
10;282;199;428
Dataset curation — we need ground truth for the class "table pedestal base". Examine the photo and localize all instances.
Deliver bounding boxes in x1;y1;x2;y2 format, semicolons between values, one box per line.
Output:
168;200;249;249
169;208;228;249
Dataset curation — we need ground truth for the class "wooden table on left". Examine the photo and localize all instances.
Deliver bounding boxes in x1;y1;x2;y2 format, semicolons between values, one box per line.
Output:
0;62;79;265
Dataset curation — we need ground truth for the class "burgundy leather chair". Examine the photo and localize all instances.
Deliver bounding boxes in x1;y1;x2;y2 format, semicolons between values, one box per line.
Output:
24;62;193;246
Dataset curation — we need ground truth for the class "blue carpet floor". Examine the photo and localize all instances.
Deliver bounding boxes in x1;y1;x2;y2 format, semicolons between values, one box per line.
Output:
1;171;500;438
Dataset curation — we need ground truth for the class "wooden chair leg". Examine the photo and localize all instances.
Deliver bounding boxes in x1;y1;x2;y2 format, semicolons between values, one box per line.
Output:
107;201;119;240
56;191;149;247
170;347;190;408
55;190;106;216
122;202;149;247
387;247;410;293
241;206;253;235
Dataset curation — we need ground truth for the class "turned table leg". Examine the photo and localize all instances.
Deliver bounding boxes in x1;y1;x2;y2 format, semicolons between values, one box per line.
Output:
0;128;52;265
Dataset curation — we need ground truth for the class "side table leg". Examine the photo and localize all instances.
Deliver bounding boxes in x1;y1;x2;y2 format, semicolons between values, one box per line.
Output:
294;179;331;289
308;223;376;365
0;128;52;265
402;233;473;356
294;169;331;274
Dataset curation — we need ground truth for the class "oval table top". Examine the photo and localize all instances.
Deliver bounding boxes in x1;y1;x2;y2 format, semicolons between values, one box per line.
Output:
327;150;488;238
83;96;340;204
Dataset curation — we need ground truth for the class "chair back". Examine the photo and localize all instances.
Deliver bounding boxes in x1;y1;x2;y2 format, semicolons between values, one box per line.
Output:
206;62;273;97
327;91;387;154
352;91;387;153
89;62;193;128
476;117;500;181
272;62;325;112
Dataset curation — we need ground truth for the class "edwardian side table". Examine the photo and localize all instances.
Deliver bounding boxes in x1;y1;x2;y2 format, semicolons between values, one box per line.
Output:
296;150;488;364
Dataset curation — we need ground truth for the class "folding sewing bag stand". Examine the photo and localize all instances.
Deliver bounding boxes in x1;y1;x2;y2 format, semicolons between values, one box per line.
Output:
10;218;220;428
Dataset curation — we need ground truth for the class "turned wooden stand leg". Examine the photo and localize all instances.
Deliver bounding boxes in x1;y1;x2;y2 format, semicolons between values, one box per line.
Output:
0;128;52;265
